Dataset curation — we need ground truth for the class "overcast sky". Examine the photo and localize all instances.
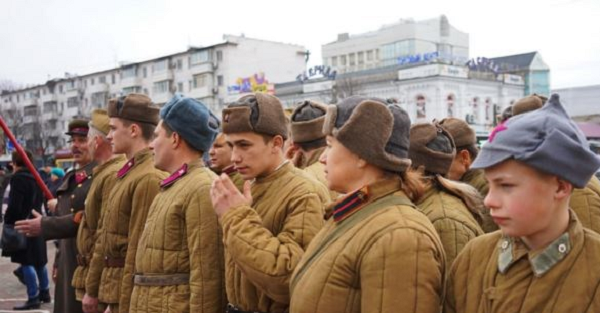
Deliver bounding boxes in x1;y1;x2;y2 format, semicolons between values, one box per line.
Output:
1;0;599;89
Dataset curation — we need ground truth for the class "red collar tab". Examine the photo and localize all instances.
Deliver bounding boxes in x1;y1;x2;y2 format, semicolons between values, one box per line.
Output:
117;158;135;179
160;163;188;188
223;165;238;175
333;187;369;223
75;171;90;184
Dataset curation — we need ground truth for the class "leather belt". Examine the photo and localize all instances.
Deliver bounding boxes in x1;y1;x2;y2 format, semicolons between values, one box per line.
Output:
76;254;90;266
226;303;268;313
133;273;190;286
104;256;126;268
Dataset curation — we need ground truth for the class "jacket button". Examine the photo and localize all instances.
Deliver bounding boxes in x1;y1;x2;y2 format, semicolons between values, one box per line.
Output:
77;184;82;188
558;243;567;253
501;240;509;250
71;195;75;199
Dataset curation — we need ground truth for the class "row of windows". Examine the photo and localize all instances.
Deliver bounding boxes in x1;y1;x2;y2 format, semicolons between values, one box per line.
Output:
327;49;379;67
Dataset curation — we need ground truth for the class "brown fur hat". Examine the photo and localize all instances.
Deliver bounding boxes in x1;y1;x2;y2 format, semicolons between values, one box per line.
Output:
107;93;159;125
409;122;456;175
222;93;288;139
512;94;547;116
439;117;476;148
290;100;327;143
322;96;412;173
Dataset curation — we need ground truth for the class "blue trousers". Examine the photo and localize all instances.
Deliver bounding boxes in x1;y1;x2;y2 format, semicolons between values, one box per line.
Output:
19;265;49;299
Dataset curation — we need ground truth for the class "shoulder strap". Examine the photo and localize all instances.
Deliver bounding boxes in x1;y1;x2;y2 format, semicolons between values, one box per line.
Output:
291;195;414;291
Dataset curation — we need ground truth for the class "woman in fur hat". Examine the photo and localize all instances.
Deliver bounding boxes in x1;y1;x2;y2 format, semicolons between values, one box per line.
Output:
408;122;485;269
289;96;445;313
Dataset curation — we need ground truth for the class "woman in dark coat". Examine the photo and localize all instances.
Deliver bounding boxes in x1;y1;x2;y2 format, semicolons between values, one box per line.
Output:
1;150;50;310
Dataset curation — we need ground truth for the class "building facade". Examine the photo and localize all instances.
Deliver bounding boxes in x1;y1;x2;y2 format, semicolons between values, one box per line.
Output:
322;15;469;74
276;62;525;135
552;84;600;119
0;35;307;157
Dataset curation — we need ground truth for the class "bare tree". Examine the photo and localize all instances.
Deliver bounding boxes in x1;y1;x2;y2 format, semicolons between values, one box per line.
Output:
0;79;23;94
332;77;364;103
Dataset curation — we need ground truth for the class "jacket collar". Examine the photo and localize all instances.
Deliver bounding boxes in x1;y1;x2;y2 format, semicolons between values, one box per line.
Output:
222;164;238;176
160;159;205;189
93;155;126;176
298;146;325;169
117;148;152;179
329;177;402;223
254;160;291;184
462;168;484;183
58;161;96;192
498;209;581;277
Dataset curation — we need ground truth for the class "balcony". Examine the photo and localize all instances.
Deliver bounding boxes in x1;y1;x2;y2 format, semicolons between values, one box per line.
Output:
151;92;171;105
88;83;110;94
23;115;38;124
188;86;212;99
152;71;173;82
40;93;57;103
43;110;62;121
23;98;39;106
190;62;214;76
120;76;142;88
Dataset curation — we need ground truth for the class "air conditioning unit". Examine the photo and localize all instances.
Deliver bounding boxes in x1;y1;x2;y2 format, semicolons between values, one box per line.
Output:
212;87;219;95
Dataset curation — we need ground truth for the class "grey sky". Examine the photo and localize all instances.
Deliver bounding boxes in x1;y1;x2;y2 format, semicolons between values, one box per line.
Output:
1;0;599;89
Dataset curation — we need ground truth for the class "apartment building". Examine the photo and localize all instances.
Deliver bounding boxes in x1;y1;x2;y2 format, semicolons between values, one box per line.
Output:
0;35;307;156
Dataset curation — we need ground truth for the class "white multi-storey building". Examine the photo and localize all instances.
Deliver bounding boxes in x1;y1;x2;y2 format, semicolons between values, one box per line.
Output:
322;15;469;73
0;35;307;157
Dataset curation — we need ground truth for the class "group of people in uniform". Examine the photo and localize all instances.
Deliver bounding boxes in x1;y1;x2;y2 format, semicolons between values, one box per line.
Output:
9;90;600;313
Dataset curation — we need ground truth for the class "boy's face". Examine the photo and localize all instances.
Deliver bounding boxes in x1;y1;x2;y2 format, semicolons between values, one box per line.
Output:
484;159;567;241
226;132;281;180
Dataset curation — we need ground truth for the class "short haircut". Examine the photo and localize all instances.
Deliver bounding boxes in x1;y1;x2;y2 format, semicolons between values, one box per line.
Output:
122;119;156;141
12;149;33;167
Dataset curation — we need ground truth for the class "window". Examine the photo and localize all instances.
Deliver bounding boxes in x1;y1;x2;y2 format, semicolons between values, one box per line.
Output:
349;53;356;66
99;76;106;84
217;75;223;86
43;101;57;113
24;105;38;116
367;50;373;61
177;82;183;92
83;80;87;88
331;56;337;66
152;60;168;73
143;67;147;78
66;80;76;90
447;94;455;117
340;55;347;66
67;97;79;108
153;80;169;94
193;74;208;89
416;95;426;119
216;51;223;62
190;50;210;65
176;59;183;70
111;74;116;84
91;78;95;85
121;67;137;78
91;92;107;108
358;52;364;64
123;86;141;94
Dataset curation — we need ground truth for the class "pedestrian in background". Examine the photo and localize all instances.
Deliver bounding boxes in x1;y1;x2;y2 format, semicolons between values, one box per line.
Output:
1;150;50;310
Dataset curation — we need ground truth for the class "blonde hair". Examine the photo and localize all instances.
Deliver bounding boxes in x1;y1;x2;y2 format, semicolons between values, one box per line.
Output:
427;174;485;224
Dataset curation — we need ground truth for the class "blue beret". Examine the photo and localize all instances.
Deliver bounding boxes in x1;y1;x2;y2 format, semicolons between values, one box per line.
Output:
160;95;220;153
472;94;600;188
